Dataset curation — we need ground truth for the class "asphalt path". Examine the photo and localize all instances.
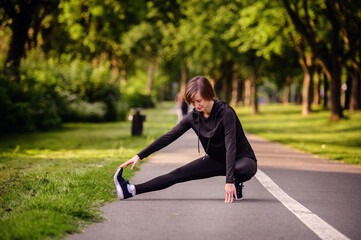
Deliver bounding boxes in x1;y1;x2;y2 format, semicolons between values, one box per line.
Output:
67;129;361;240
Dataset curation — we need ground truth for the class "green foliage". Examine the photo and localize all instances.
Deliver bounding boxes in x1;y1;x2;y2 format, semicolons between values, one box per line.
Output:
226;0;289;60
120;67;155;108
0;70;64;132
0;48;131;133
122;93;154;109
121;21;162;60
1;0;360;126
64;100;107;122
23;50;127;123
237;104;361;165
58;0;146;58
176;0;242;75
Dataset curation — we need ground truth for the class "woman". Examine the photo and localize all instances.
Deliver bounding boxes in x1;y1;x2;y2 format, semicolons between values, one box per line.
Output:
114;76;257;203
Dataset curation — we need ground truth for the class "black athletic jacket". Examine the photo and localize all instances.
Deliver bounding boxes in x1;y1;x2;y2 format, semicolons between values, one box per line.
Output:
137;100;256;183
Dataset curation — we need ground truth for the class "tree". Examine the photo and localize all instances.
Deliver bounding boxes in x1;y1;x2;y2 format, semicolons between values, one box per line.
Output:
118;0;183;95
58;0;150;85
176;0;243;103
226;0;295;113
336;0;361;112
282;0;360;120
0;0;59;73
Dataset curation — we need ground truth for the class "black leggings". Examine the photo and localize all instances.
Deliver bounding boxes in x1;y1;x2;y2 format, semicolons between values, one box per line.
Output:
135;156;257;195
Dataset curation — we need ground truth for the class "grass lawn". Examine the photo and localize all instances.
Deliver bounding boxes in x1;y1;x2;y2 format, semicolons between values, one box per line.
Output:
236;104;361;166
1;101;360;239
0;102;177;240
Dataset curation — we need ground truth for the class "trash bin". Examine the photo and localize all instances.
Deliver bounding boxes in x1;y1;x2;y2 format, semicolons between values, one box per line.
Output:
131;108;146;136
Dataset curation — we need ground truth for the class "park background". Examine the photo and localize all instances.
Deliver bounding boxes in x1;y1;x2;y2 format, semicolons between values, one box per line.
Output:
0;0;360;239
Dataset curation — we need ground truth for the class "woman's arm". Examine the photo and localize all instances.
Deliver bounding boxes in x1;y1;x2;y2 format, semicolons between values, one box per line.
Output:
222;108;237;184
137;116;191;159
119;117;191;169
223;108;238;203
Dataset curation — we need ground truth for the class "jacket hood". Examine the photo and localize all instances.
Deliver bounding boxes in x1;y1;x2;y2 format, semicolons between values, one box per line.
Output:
192;100;226;156
191;99;226;118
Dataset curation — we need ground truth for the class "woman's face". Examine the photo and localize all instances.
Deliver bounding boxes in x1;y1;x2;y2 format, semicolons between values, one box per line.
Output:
191;91;213;113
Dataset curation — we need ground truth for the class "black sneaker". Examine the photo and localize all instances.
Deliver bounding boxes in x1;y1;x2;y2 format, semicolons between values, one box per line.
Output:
234;182;244;200
114;168;133;200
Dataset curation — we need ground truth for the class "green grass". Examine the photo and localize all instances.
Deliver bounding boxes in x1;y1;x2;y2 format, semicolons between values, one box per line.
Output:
1;102;360;239
235;104;361;165
0;102;177;240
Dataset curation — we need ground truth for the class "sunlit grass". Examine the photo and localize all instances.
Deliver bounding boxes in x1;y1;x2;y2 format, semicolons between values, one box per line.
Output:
2;101;359;239
0;102;177;240
236;104;361;165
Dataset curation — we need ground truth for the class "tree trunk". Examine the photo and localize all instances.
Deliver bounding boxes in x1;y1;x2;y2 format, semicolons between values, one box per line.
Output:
231;73;241;106
344;72;351;110
283;0;344;121
181;62;188;91
238;77;243;104
28;10;46;49
110;58;119;85
5;2;34;73
349;68;360;113
295;79;302;105
329;66;343;121
147;60;156;94
250;70;258;115
313;66;321;105
244;80;251;106
283;76;292;105
358;73;361;109
299;53;314;115
302;70;313;115
120;69;126;87
323;73;329;109
221;60;233;103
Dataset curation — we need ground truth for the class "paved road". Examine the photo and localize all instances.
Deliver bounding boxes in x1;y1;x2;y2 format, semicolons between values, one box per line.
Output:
67;130;361;240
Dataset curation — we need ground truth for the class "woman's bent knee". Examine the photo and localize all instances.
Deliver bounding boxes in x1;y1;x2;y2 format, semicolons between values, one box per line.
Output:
234;157;257;182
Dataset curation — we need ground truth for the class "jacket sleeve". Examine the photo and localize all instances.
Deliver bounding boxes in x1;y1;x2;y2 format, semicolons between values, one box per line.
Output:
137;115;191;159
222;108;237;184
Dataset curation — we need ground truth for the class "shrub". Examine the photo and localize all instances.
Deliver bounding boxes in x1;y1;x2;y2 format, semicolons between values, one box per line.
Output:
121;92;155;109
22;52;129;123
1;52;131;132
0;71;63;132
62;100;107;122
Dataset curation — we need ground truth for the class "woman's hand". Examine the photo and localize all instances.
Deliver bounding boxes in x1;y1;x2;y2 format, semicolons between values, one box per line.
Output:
119;155;140;170
224;183;237;203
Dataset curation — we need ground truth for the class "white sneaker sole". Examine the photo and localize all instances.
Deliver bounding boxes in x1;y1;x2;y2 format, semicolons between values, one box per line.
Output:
114;168;124;200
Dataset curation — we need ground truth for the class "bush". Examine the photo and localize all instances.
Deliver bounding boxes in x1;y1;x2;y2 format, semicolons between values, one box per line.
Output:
122;92;155;109
22;52;129;123
62;100;107;122
115;102;129;121
1;52;132;132
59;91;129;122
0;71;64;132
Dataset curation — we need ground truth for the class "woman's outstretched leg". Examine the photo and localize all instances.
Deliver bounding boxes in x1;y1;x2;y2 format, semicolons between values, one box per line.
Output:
135;156;225;195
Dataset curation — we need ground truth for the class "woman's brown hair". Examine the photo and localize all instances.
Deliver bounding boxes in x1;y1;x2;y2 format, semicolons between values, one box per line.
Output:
184;76;215;104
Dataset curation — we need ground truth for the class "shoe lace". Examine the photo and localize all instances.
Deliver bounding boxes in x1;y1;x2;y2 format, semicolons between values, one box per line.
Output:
120;177;130;185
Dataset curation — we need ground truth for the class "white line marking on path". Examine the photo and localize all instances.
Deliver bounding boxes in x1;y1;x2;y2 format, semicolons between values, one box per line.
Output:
255;169;350;240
